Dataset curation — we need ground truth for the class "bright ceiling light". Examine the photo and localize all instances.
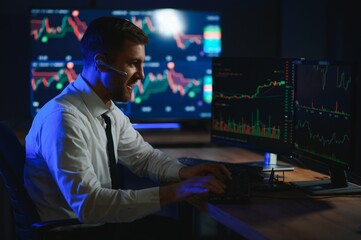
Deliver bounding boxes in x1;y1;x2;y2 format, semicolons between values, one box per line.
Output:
154;9;184;36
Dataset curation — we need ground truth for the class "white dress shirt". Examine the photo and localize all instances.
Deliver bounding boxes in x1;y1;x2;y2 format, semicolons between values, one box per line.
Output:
25;75;184;223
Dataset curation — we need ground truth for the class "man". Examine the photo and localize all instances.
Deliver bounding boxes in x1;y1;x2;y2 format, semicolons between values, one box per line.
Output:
25;16;230;238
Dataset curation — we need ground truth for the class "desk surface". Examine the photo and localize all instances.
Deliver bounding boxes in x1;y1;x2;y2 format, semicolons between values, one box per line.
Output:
160;146;361;240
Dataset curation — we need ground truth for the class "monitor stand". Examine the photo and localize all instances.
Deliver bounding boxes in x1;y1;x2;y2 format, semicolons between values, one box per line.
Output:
291;165;361;196
290;179;361;195
243;152;294;172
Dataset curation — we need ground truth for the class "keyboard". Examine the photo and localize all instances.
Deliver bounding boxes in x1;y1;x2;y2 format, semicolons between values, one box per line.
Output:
177;157;264;182
177;157;263;204
208;173;251;204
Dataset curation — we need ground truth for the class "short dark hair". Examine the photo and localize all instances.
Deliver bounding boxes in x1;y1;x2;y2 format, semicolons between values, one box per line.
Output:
80;17;149;67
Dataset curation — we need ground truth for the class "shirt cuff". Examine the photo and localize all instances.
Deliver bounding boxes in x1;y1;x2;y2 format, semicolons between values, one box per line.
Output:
134;186;161;209
166;161;186;182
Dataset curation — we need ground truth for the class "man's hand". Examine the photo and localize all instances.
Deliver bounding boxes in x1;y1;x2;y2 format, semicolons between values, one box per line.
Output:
159;175;226;206
159;162;233;207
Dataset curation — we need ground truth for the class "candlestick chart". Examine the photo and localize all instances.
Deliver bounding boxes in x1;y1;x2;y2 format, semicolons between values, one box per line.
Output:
294;60;355;165
211;57;295;154
30;8;221;121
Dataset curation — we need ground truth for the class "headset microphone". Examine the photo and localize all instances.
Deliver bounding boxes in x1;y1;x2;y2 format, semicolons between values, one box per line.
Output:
95;60;128;77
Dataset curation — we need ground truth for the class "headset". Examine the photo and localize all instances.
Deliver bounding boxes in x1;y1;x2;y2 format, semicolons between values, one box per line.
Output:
95;59;128;77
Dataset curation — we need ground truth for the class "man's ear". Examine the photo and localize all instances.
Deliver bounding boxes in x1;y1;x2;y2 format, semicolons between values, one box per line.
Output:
94;54;108;72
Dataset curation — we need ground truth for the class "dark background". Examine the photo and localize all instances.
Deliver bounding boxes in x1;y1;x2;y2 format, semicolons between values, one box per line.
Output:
1;0;361;238
3;0;360;126
1;0;360;133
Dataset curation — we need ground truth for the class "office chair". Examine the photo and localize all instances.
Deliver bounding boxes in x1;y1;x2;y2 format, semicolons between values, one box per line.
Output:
0;122;102;240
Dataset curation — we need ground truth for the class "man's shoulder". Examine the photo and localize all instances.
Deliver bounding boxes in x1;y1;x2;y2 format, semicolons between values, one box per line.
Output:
35;94;85;123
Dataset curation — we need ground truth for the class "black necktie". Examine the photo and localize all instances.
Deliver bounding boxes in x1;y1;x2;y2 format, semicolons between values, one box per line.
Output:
101;113;121;189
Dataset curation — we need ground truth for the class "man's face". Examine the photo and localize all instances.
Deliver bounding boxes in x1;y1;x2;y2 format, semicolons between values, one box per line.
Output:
103;40;145;103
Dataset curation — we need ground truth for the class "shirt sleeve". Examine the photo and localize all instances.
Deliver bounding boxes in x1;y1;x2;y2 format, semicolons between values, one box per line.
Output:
113;112;185;183
39;110;163;223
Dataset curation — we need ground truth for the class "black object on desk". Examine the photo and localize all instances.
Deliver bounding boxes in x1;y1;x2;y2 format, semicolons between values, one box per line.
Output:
178;157;263;204
177;157;263;179
208;172;251;204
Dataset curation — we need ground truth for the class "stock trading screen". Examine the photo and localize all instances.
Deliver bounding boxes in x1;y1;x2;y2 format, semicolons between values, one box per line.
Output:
30;9;221;121
294;60;354;166
211;57;295;154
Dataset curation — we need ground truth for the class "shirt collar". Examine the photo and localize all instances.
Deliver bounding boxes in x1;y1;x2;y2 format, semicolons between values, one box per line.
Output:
73;75;115;118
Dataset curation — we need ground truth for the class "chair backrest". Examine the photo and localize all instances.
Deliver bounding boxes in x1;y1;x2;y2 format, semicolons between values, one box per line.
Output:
0;122;41;239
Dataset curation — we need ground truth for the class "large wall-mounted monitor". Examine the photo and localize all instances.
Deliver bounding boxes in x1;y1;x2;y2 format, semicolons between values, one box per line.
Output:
292;59;361;195
210;57;296;171
30;8;222;125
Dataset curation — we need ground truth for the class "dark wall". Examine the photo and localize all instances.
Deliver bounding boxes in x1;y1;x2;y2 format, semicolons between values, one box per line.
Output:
281;0;361;177
281;0;361;61
2;0;359;136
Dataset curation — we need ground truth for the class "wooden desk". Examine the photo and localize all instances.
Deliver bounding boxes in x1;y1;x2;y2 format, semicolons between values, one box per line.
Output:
160;146;361;240
141;129;211;147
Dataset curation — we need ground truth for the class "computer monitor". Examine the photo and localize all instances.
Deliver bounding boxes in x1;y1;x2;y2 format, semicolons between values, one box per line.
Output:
210;57;296;171
30;8;222;127
291;59;361;195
